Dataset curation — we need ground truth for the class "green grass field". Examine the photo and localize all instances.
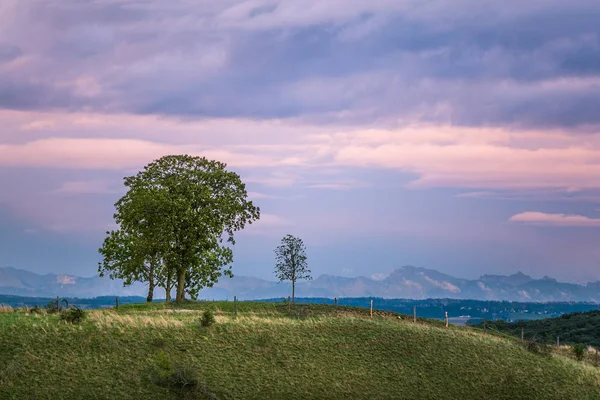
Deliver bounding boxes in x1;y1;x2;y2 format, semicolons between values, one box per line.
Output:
1;302;600;399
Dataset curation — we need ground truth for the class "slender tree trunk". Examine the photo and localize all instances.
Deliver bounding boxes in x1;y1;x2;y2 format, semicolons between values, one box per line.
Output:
292;279;295;304
146;281;155;302
165;269;172;303
146;264;155;303
176;269;187;302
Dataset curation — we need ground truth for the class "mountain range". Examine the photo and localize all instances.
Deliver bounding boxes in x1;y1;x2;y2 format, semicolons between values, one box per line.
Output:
2;265;600;302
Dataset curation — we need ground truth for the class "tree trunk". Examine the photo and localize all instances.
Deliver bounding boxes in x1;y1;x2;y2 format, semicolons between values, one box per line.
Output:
165;269;172;303
146;281;155;302
146;264;155;303
292;279;295;304
176;269;187;302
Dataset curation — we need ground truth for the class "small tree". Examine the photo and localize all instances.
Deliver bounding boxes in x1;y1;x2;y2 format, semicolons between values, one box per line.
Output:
573;343;587;361
274;234;311;304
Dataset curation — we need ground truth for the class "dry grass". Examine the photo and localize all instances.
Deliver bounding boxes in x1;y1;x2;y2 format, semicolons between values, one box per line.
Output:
89;310;185;328
0;304;12;313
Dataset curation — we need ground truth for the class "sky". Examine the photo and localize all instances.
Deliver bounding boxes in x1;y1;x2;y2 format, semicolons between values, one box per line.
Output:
2;0;600;283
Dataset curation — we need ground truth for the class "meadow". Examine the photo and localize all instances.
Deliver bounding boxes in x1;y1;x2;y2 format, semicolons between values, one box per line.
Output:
1;302;600;399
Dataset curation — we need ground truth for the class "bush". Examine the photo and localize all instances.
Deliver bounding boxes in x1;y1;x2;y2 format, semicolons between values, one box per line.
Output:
572;343;587;361
30;305;42;314
200;309;215;328
60;306;86;324
523;339;552;358
45;300;61;314
166;365;199;390
151;352;199;391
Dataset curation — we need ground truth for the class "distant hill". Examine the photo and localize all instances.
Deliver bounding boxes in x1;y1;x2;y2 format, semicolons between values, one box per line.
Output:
474;310;600;347
0;294;148;309
0;266;151;298
2;265;600;302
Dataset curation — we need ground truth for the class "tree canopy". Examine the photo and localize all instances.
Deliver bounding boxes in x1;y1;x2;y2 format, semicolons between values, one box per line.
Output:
99;155;260;302
274;234;311;303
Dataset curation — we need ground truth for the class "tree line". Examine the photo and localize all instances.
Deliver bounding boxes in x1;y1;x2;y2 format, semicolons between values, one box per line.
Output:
98;155;310;303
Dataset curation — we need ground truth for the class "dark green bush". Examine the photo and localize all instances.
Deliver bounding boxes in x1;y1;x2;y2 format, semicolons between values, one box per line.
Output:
572;343;587;361
523;339;552;358
151;353;199;391
30;305;42;314
166;365;199;390
200;309;215;327
45;300;60;314
60;306;86;324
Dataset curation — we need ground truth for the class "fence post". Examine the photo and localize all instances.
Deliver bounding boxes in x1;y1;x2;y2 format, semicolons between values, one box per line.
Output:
445;311;448;328
413;306;416;323
116;296;119;310
234;296;237;319
557;336;560;348
56;296;59;311
370;300;373;318
334;297;337;307
288;296;291;312
521;327;524;341
483;317;486;334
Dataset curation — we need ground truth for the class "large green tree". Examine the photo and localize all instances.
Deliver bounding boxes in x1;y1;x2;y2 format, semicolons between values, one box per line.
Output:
274;234;311;303
99;155;260;302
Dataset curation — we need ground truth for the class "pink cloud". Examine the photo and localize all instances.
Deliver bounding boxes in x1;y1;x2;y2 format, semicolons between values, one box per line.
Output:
4;110;600;198
509;212;600;227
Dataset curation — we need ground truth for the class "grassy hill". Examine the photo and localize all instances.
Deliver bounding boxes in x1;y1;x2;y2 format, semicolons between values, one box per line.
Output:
2;302;600;399
475;310;600;348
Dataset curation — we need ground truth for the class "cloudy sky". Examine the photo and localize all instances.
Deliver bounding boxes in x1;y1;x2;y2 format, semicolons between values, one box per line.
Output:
2;0;600;283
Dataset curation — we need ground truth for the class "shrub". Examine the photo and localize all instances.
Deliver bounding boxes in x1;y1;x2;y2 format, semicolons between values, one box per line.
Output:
200;309;215;328
166;365;199;390
572;343;587;361
45;300;61;314
523;339;552;358
151;353;199;391
30;305;42;314
60;306;86;324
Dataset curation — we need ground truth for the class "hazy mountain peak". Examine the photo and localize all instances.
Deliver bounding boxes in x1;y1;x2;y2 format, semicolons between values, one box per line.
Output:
1;266;599;302
479;271;533;286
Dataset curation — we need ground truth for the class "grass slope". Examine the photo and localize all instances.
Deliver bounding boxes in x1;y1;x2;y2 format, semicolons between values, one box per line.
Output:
1;302;600;400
